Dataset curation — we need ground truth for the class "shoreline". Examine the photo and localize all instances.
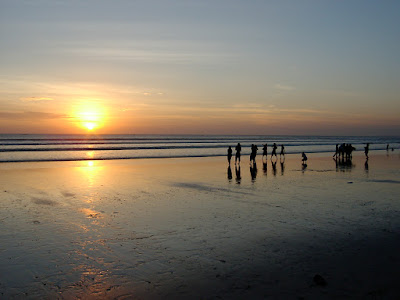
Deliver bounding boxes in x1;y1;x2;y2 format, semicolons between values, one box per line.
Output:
0;148;396;164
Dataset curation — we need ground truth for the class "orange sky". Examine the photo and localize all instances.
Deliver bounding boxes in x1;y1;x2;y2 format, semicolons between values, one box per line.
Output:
1;1;399;135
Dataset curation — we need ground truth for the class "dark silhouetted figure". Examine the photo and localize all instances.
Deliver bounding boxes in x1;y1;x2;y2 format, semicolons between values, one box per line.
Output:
333;144;339;158
262;144;268;160
250;144;258;163
345;144;356;160
387;144;389;151
235;164;241;184
302;152;308;164
364;143;370;159
250;162;257;181
235;143;241;164
227;146;233;165
339;143;345;159
280;145;285;157
227;166;232;181
271;143;277;158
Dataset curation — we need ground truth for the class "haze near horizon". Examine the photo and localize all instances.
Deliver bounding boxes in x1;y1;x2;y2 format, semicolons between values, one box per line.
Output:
0;1;399;135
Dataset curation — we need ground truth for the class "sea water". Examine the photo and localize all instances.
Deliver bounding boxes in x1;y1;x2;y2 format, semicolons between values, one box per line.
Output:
0;134;398;163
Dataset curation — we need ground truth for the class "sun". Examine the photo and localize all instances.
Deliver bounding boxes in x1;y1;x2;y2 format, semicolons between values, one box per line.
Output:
84;122;96;131
74;105;106;132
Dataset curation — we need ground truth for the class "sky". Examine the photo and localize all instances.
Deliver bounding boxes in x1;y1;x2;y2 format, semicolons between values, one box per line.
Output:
0;0;399;135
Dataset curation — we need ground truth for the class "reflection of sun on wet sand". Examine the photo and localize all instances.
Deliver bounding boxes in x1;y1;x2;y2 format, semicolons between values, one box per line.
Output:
0;152;400;298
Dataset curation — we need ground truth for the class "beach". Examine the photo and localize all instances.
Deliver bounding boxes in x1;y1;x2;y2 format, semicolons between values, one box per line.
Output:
1;152;400;299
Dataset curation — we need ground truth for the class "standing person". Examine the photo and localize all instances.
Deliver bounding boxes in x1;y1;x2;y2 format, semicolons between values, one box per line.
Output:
227;146;233;165
262;144;268;160
302;152;308;164
364;143;370;159
250;144;255;163
333;144;339;158
280;145;285;157
235;143;241;164
250;144;258;163
271;143;277;158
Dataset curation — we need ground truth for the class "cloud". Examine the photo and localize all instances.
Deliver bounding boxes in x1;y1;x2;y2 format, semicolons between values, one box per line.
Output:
0;111;68;120
20;96;54;102
274;84;295;91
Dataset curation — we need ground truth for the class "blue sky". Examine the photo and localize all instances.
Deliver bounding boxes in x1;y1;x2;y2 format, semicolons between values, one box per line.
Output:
0;0;399;134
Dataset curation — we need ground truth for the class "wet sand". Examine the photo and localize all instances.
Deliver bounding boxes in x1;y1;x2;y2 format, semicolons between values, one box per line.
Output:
1;152;400;299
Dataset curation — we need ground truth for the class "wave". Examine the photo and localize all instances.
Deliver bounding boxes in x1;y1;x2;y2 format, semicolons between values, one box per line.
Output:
0;134;398;163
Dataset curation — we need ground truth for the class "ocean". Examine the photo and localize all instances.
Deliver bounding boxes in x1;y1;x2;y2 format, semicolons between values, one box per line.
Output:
0;134;398;163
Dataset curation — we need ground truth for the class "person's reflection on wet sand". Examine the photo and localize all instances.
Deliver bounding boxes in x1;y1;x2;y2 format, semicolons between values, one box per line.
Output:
364;159;369;174
235;164;241;184
271;160;277;176
333;156;354;172
263;162;268;175
250;162;257;181
302;162;308;172
280;160;285;176
227;165;232;181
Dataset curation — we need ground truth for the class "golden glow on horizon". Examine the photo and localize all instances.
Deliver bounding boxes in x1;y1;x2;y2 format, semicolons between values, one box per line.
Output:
74;104;107;132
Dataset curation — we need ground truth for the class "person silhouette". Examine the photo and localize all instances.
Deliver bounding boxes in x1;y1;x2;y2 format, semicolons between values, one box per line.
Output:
262;143;268;160
333;144;339;158
271;143;277;158
227;146;233;165
250;144;255;163
235;143;241;164
364;143;370;159
250;144;258;163
280;145;285;157
302;152;308;164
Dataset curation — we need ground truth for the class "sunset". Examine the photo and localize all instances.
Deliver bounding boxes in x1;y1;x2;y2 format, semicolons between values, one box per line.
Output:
1;1;399;135
1;1;399;299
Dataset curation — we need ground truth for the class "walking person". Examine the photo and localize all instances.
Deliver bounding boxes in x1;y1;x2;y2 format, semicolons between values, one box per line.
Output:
271;143;277;158
302;152;308;164
235;143;241;164
227;146;233;165
333;144;339;158
262;144;268;160
250;144;255;163
250;144;258;163
280;145;285;158
364;143;370;159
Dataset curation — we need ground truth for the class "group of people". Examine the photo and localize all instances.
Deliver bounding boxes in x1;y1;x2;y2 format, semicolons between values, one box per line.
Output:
333;143;357;161
227;143;286;165
333;143;373;161
227;142;380;167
